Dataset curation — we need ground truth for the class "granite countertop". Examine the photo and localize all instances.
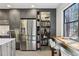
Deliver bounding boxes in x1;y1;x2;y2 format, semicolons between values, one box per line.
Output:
0;38;15;45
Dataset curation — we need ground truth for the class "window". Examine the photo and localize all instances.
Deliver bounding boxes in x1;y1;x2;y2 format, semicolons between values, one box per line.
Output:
64;3;78;39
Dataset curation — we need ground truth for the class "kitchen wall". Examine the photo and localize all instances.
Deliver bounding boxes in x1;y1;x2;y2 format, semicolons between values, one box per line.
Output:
56;3;73;36
0;8;56;49
0;9;56;36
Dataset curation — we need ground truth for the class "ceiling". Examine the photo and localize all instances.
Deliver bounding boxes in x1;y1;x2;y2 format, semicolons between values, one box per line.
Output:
0;3;61;9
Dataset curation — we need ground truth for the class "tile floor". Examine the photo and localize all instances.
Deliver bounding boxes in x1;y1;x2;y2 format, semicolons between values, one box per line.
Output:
16;50;51;56
16;46;51;56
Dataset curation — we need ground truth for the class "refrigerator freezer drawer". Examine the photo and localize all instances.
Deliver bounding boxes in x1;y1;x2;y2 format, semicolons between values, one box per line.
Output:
26;40;36;50
32;41;36;50
32;36;36;41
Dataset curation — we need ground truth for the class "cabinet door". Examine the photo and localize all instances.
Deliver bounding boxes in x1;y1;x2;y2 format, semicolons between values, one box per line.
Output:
11;40;15;56
9;10;20;30
7;42;11;56
1;43;8;56
0;40;15;56
0;20;9;25
20;9;36;18
0;10;9;20
0;46;2;56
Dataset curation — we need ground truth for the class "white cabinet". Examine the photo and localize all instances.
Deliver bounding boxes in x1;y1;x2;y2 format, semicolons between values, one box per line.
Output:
0;38;15;56
0;46;1;55
1;43;8;56
11;40;15;56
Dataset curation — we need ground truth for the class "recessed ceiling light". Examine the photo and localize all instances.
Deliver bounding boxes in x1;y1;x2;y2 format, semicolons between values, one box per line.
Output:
31;5;35;8
7;4;11;8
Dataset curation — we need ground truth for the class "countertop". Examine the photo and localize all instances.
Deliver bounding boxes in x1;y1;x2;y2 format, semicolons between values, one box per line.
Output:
53;37;79;50
0;38;15;45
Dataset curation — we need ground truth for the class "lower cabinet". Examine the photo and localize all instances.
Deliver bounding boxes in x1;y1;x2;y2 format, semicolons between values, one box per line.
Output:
1;44;8;56
11;40;15;56
0;46;1;55
0;39;15;56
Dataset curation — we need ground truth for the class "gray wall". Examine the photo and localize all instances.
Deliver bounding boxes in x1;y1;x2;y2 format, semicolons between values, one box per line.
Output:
50;9;56;36
39;9;56;36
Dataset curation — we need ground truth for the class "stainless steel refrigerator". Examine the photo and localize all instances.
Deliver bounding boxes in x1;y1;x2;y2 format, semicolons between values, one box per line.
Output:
20;19;36;50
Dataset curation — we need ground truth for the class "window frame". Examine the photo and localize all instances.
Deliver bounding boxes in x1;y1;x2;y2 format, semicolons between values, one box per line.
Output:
63;3;79;40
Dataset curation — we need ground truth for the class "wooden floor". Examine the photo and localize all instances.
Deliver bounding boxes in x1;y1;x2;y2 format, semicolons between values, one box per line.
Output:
16;46;51;56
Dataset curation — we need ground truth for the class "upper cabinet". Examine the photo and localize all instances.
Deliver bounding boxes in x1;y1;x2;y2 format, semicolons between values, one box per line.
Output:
0;20;9;25
20;9;37;18
9;10;20;29
0;10;9;20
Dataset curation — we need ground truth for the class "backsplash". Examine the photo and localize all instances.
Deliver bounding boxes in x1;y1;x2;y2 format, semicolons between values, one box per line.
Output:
0;25;9;36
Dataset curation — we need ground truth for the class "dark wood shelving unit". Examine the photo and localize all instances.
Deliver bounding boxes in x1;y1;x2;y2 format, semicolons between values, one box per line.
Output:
40;12;51;46
36;11;51;49
36;11;41;50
